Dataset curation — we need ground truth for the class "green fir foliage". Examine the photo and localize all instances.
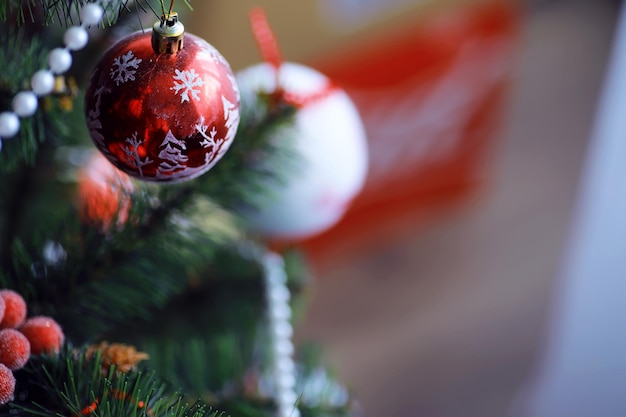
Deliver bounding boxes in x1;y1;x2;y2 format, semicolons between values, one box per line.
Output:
6;347;221;417
0;28;54;171
0;1;193;26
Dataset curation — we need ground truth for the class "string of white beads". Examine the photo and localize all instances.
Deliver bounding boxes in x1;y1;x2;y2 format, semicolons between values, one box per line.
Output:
0;2;103;150
262;251;301;417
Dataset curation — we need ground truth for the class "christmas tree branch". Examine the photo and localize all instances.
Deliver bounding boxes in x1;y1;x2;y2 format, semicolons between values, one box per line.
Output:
152;93;298;217
0;90;299;344
198;97;299;212
0;28;51;171
7;347;221;417
0;1;193;26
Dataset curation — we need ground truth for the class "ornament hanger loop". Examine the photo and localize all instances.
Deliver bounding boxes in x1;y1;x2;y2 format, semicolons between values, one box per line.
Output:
159;0;177;22
153;0;184;54
248;8;337;109
249;7;283;71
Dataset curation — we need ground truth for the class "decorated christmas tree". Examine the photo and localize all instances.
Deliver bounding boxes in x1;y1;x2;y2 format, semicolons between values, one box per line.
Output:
0;1;368;416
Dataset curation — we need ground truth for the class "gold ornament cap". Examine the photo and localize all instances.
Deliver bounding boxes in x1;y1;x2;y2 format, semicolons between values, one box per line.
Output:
152;12;184;54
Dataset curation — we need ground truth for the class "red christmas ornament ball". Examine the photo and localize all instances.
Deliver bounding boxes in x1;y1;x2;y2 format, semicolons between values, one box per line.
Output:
0;329;30;371
85;30;240;183
0;364;15;405
77;151;134;231
20;316;65;355
0;290;26;329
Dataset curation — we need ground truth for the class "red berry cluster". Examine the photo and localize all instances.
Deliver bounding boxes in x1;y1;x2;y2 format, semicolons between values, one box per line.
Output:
0;289;65;405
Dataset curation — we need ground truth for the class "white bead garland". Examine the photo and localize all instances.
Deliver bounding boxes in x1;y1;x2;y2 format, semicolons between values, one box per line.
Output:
0;2;104;149
12;92;38;117
64;26;89;51
0;113;20;138
80;3;105;26
48;48;73;74
261;251;301;417
275;338;295;356
31;70;55;96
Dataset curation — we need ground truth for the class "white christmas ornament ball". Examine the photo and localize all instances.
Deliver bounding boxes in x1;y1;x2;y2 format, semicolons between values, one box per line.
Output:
236;63;368;239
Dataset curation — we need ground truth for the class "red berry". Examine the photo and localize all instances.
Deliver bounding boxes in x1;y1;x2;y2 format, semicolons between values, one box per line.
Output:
0;297;5;325
0;364;15;405
0;290;26;329
20;316;64;355
0;329;30;371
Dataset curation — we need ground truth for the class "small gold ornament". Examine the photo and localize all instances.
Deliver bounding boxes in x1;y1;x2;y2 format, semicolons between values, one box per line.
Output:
43;75;78;112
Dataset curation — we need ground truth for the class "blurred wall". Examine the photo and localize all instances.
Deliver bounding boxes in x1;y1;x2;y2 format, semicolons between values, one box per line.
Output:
187;0;506;70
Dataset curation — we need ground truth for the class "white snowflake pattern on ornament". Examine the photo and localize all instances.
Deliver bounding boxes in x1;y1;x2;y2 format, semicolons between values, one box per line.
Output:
211;50;231;69
86;86;111;150
226;73;240;101
195;116;221;150
157;130;189;175
222;96;240;142
171;69;205;103
121;132;153;177
110;51;142;86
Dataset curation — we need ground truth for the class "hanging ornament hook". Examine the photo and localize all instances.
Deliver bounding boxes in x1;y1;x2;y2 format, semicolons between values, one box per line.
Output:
158;0;176;20
152;0;184;54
